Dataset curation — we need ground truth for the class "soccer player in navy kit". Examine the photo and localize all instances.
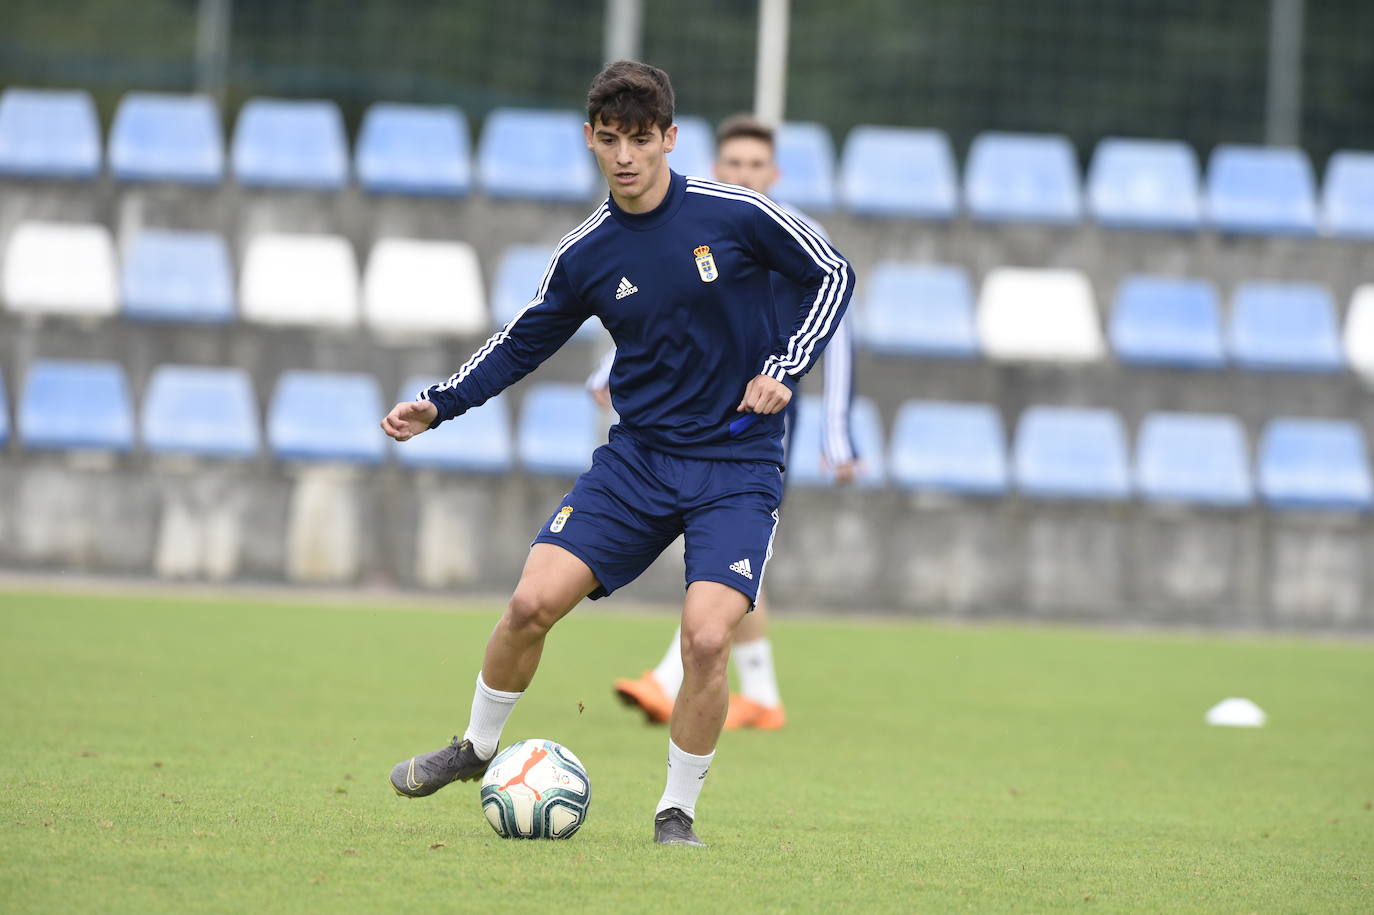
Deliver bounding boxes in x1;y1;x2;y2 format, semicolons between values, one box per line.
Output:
381;60;854;847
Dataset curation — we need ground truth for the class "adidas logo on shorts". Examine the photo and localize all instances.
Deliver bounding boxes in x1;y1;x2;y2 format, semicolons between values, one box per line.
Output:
729;558;753;580
615;276;639;299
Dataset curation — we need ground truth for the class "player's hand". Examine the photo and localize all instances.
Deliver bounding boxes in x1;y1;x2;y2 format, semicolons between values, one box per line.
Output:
736;374;792;415
830;459;861;486
380;400;438;442
591;385;612;410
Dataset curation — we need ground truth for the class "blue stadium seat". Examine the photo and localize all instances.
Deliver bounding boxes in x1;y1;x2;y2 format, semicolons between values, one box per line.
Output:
395;377;512;472
517;383;600;475
1109;275;1225;369
1227;281;1343;372
1205;144;1317;235
1321;150;1374;239
19;360;133;452
786;395;885;488
478;108;597;202
267;371;386;464
965;131;1081;224
1086;137;1201;230
1012;406;1131;500
856;262;977;358
121;230;235;323
141;365;260;459
839;125;958;219
356;102;471;196
491;244;601;341
0;88;101;179
1135;412;1252;506
888;401;1007;495
771;122;836;211
1258;418;1373;512
109;92;223;184
231;98;348;190
669;115;714;179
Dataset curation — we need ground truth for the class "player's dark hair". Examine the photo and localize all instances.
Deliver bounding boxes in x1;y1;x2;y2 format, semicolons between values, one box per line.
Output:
586;60;675;134
715;114;775;151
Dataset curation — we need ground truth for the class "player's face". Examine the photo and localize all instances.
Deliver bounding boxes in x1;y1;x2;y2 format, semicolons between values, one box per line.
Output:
714;136;778;195
585;118;678;213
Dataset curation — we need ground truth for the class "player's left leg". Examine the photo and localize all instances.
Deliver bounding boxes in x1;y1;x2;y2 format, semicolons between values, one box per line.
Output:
724;588;786;730
654;581;750;847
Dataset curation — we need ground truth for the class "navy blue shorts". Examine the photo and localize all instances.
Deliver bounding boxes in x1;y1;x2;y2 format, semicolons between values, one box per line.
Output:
532;431;784;604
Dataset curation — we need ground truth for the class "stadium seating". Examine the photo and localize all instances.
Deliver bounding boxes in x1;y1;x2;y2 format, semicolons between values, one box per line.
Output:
856;262;978;358
1227;281;1343;372
1321;150;1374;239
362;238;485;337
1134;412;1252;506
888;400;1008;495
1086;137;1202;230
267;371;386;464
669;115;715;179
0;87;101;179
786;395;885;488
395;377;513;472
1108;275;1226;368
121;229;235;323
516;383;600;475
108;92;224;184
19;360;134;452
231;97;349;190
1341;285;1374;380
977;268;1104;362
240;233;359;328
3;220;118;318
964;131;1081;224
1257;418;1373;511
491;244;601;341
770;122;836;211
0;374;8;447
477;108;598;202
355;102;471;196
839;126;958;219
1205;144;1318;235
1012;406;1131;500
141;365;260;459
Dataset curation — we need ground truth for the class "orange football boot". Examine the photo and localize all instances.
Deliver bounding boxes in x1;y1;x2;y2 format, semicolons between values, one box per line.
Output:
613;671;674;724
723;694;787;730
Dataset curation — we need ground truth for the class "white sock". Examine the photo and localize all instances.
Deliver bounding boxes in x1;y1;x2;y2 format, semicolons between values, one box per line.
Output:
462;672;522;760
651;627;685;700
655;738;714;820
732;638;781;708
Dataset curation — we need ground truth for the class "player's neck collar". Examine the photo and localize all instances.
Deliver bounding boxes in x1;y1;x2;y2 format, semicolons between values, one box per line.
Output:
608;170;687;232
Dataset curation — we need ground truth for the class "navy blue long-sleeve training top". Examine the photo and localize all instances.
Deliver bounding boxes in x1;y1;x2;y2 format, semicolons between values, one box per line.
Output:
419;170;855;467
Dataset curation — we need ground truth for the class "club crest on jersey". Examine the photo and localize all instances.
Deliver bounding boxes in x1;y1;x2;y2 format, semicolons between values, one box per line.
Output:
693;245;718;283
550;505;574;533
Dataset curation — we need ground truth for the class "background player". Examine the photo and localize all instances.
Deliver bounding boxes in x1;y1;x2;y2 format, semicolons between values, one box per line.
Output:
594;115;860;732
380;61;854;846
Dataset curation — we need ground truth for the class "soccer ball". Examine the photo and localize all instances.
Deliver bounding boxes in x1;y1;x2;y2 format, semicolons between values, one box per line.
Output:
480;738;591;839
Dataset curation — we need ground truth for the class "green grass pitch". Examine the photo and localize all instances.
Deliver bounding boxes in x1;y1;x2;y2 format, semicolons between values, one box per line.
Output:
1;587;1371;912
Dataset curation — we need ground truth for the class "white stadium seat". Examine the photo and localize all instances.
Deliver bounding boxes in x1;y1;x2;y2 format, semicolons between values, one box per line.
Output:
1342;284;1374;382
976;267;1105;363
240;233;359;328
362;238;486;337
3;220;118;317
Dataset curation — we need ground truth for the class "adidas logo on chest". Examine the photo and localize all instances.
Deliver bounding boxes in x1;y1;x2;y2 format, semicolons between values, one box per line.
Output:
615;276;639;300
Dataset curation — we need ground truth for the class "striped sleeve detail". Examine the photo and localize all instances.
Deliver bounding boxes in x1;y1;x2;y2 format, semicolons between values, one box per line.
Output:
820;311;857;466
418;204;610;402
684;178;850;382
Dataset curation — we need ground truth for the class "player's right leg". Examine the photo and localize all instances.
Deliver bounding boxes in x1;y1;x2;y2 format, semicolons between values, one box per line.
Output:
389;544;597;798
723;587;787;730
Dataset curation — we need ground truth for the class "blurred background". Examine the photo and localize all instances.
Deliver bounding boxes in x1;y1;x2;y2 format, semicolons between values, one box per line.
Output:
2;0;1373;630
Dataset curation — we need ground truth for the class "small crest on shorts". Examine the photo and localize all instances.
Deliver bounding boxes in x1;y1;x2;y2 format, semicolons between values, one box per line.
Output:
693;245;718;283
550;505;574;534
